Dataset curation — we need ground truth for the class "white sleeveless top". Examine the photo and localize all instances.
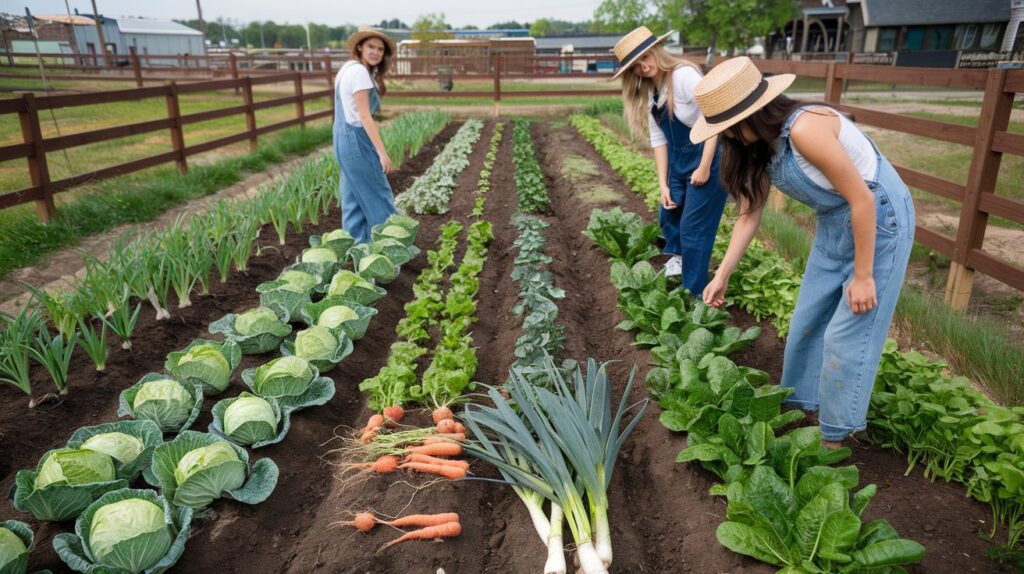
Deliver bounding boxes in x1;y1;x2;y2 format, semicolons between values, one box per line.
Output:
791;108;878;191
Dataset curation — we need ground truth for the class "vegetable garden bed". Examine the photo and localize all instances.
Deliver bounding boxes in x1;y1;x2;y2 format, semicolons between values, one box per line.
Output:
0;117;1014;573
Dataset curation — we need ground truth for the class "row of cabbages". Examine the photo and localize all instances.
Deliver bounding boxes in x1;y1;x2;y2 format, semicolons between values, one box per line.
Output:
4;215;419;574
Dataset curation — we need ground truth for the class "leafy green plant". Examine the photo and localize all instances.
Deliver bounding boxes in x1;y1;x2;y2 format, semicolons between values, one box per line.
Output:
324;270;386;306
300;298;377;341
209;393;286;448
118;374;203;434
512;119;550;213
395;120;485;214
509;215;566;371
164;339;242;395
76;317;108;372
583;207;660;266
209;305;292;355
95;288;141;351
280;325;353;373
11;448;128;522
349;246;400;285
65;420;164;483
0;303;43;396
0;519;41;574
26;326;78;396
241;356;335;411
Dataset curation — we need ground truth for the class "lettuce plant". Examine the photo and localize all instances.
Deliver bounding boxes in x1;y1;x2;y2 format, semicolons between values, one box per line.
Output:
164;339;241;395
118;374;203;434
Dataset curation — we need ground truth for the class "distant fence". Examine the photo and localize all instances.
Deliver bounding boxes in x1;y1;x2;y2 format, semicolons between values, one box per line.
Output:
1;54;1022;311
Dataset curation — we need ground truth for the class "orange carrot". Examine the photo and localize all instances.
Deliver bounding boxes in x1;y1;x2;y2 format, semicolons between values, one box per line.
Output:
383;404;404;423
383;512;460;528
359;429;378;444
403;453;469;469
432;406;454;424
435;418;457;434
406;442;464;457
379;521;462;550
335;512;378;532
452;422;466;434
424;433;465;444
353;455;398;474
399;462;467;479
362;414;385;434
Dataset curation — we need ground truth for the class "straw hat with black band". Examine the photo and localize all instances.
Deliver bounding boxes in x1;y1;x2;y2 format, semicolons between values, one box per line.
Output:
611;26;675;80
688;56;795;144
346;27;397;58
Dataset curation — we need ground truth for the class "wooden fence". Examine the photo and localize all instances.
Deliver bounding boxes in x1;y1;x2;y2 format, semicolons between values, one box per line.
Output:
1;54;1022;311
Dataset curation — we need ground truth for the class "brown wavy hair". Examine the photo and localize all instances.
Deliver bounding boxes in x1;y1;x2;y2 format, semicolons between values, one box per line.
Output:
351;36;391;96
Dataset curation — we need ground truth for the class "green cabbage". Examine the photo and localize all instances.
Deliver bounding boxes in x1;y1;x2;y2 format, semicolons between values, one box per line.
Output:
277;270;319;293
35;448;116;489
328;271;372;298
294;326;338;361
379;225;410;240
0;526;26;570
317;305;358;329
80;433;144;466
223;395;277;444
235;308;283;335
301;247;338;264
357;254;389;274
88;498;171;571
252;356;313;397
132;378;194;431
174;442;242;487
322;229;350;243
174;344;231;393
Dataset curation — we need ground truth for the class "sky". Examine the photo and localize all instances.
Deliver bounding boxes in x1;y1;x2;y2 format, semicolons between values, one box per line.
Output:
14;0;605;27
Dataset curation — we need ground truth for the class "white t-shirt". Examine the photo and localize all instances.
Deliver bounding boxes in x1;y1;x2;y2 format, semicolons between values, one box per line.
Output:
791;107;878;190
649;65;704;148
335;61;376;126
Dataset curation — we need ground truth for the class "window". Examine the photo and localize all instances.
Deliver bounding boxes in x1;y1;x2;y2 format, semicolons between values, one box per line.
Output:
877;27;898;51
926;26;953;50
954;24;978;50
902;26;925;50
979;23;1003;50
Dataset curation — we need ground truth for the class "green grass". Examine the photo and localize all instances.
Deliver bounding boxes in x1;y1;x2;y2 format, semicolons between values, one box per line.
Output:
0;123;332;279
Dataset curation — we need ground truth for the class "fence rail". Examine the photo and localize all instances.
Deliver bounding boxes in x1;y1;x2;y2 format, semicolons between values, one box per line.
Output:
1;54;1022;311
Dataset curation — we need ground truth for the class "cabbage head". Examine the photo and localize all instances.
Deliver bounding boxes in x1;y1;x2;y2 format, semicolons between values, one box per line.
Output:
317;305;358;329
326;270;385;306
35;449;116;490
277;270;319;293
316;229;355;259
322;229;349;243
165;340;239;395
210;306;292;355
12;448;127;522
88;497;171;572
80;433;143;466
221;394;278;446
172;442;245;508
294;326;339;361
236;307;285;335
130;378;196;432
67;420;164;483
301;247;337;265
249;356;314;398
0;523;28;573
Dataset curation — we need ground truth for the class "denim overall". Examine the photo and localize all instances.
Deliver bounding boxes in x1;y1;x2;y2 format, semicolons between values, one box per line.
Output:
333;72;396;244
769;107;915;441
652;97;728;295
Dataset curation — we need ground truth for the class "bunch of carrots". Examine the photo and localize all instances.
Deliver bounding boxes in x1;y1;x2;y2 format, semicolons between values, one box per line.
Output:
333;511;462;550
351;404;469;480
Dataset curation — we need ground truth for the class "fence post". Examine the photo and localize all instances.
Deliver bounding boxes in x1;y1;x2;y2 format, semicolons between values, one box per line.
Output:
324;55;333;88
165;82;188;173
230;52;240;94
242;76;258;152
944;68;1013;311
824;62;842;105
294;73;306;128
18;93;56;223
129;46;143;87
492;54;502;117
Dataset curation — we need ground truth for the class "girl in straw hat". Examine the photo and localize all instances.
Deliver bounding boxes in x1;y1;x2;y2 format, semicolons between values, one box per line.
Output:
613;26;728;294
333;27;398;243
691;57;914;447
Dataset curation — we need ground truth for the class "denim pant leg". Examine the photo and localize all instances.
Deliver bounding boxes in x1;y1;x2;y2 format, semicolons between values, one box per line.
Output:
658;178;685;257
818;220;913;441
678;175;727;296
337;142;396;244
781;245;845;410
339;167;369;243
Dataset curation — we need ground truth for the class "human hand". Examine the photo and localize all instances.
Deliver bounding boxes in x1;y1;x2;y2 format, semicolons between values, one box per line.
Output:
660;184;677;209
691;165;711;186
380;153;394;174
846;276;877;314
703;275;728;308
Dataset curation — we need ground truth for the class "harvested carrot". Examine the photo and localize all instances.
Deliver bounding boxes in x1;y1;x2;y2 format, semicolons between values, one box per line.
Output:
362;414;385;434
424;433;465;444
403;453;469;469
431;406;454;424
334;512;378;532
452;422;466;434
435;418;457;434
359;429;378;444
399;462;467;479
352;455;398;474
406;442;464;457
383;404;404;423
379;521;462;550
384;512;460;528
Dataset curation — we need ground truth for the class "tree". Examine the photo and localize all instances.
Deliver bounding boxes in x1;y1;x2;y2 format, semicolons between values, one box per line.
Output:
377;19;408;29
488;20;528;30
530;18;553;37
662;0;797;58
411;13;454;42
590;0;659;34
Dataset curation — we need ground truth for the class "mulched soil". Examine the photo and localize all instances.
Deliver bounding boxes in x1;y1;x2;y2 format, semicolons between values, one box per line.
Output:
0;117;1013;573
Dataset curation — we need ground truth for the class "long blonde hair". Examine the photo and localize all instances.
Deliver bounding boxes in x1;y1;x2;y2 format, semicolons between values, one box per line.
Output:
621;46;702;141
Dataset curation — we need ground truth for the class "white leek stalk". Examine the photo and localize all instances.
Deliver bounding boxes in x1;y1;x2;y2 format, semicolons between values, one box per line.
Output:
544;504;566;574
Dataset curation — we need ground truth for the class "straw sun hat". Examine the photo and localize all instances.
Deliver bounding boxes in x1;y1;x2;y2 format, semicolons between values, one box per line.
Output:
346;27;397;57
611;26;675;80
689;56;795;144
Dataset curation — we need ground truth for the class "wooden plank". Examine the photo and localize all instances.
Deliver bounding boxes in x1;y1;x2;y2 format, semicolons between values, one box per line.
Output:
756;60;829;78
176;78;244;93
0;186;43;210
838;104;976;146
249;74;296;87
35;86;169;109
0;98;27;114
992;131;1024;157
166;83;187;173
43;118;174;152
892;164;965;202
250;95;299;112
836;64;988;89
304;109;332;122
0;142;32;162
19;93;54;221
1005;70;1024;93
50;151;181;193
966;248;1024;292
913;226;955;257
253;117;304;137
978;194;1024;226
178;104;249;125
301;89;332;101
387;91;495;98
182;131;252;157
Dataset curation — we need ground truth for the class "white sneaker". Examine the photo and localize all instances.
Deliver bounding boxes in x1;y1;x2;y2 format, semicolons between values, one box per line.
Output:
664;255;682;277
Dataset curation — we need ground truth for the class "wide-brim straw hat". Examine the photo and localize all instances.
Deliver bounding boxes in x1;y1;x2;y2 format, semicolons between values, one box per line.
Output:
346;27;397;57
689;56;795;143
611;26;675;80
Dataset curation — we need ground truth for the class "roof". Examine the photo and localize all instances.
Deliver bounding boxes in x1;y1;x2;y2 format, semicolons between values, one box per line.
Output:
33;14;95;25
115;18;202;36
534;35;619;51
855;0;1010;26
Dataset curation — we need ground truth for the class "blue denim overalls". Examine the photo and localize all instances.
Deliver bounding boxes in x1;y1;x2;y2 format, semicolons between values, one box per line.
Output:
769;106;915;441
653;94;728;295
333;70;396;244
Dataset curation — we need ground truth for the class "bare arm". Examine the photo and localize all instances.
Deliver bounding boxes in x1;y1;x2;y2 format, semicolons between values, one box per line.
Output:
653;144;675;208
691;134;718;186
703;196;763;307
790;112;877;314
354;89;392;173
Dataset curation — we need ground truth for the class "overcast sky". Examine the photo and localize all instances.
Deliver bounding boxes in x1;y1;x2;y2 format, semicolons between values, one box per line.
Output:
16;1;605;27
